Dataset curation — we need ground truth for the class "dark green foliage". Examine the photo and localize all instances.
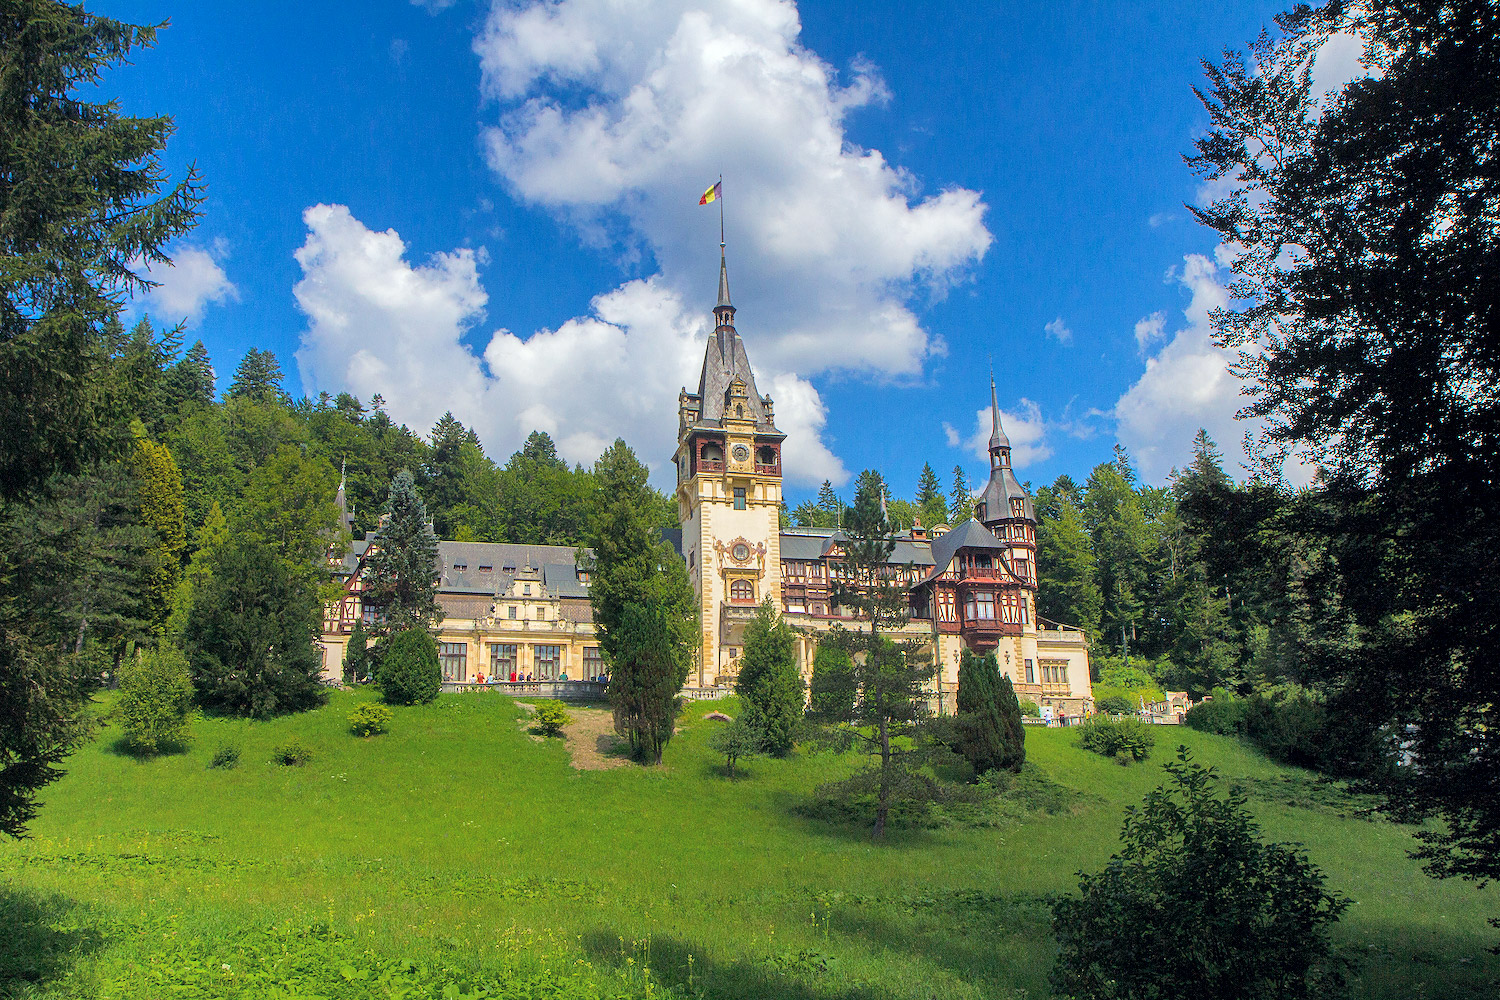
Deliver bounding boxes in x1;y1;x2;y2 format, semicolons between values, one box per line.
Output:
1051;749;1349;999
1183;695;1245;735
226;348;285;403
343;619;370;683
362;470;441;637
807;642;855;721
118;645;194;753
955;649;1024;775
948;464;973;523
165;340;215;409
271;737;312;767
707;717;764;777
347;702;392;737
206;741;240;769
1098;694;1135;716
1034;481;1102;636
182;538;326;719
378;627;441;706
606;603;689;764
1018;698;1040;717
532;700;571;737
1078;716;1155;762
733;601;804;756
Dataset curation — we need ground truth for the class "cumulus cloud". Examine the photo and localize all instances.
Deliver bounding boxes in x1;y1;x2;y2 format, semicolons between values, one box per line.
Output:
411;0;459;12
1044;316;1073;346
953;398;1052;469
292;204;847;484
1133;311;1165;356
297;1;989;486
134;242;238;327
473;0;991;381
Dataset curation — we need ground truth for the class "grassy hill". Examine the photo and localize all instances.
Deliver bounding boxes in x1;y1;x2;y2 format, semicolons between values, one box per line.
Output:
1;689;1495;999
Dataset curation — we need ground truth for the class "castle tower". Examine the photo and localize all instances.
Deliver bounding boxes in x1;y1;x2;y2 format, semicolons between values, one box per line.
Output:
675;248;784;685
974;375;1041;684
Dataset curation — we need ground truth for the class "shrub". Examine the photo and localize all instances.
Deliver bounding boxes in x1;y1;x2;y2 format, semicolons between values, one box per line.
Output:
272;737;313;766
1018;699;1041;717
348;702;392;737
118;645;195;753
1079;716;1155;762
1184;696;1246;735
207;742;241;769
379;627;441;706
533;700;572;737
1098;694;1135;716
1051;748;1349;999
708;717;764;777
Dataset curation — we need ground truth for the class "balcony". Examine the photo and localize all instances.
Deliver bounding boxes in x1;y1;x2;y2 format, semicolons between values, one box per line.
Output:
698;459;724;473
755;463;779;475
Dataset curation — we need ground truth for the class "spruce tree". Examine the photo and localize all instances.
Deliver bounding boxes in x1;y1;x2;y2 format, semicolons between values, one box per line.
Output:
950;465;974;523
362;470;441;637
956;648;1016;775
227;348;285;403
607;603;689;764
165;340;216;409
379;626;440;706
917;462;948;527
131;434;186;635
1036;489;1103;636
734;600;805;756
344;619;370;683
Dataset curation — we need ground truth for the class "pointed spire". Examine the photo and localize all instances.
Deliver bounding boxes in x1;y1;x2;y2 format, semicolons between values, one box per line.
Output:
716;247;732;309
989;371;1010;452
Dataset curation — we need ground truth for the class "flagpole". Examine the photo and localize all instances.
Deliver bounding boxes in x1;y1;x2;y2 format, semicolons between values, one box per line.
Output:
718;174;725;249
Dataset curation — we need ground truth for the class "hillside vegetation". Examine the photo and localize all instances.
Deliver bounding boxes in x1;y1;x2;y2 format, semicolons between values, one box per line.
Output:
1;691;1495;999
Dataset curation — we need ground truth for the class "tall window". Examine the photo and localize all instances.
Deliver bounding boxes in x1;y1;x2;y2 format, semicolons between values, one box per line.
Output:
733;487;746;510
583;646;604;678
438;642;468;681
1025;658;1035;684
508;606;517;619
490;643;517;676
730;580;754;603
533;645;562;680
937;589;956;623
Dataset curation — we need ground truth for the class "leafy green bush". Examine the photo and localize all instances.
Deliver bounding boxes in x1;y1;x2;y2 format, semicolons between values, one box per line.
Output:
118;645;195;753
347;702;392;737
532;699;572;737
1183;695;1246;735
1078;715;1155;762
1018;699;1041;717
1098;694;1135;716
1051;748;1349;999
207;742;240;769
271;737;312;766
378;627;441;706
707;717;764;777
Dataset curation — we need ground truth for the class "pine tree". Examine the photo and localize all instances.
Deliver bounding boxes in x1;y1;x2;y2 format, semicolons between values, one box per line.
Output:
165;340;215;409
607;602;690;764
344;618;370;683
183;538;326;718
955;648;1023;774
131;434;186;634
362;470;441;638
1037;488;1103;636
950;465;974;524
227;348;285;403
817;480;840;522
734;600;805;756
917;462;948;527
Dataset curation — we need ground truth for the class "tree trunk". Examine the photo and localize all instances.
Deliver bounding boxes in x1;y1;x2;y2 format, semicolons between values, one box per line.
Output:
874;715;891;840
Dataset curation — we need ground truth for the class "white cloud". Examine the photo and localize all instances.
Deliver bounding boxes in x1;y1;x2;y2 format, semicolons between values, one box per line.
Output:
1310;31;1370;105
411;0;459;12
292;204;849;485
1148;212;1176;228
1044;316;1073;345
473;0;991;382
942;422;961;448
955;398;1052;469
1133;311;1165;356
135;243;238;327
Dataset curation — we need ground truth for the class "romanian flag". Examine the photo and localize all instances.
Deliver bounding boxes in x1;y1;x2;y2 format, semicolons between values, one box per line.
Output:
698;180;721;205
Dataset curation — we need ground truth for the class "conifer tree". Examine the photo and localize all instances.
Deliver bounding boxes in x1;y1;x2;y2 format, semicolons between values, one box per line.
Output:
131;434;186;634
808;640;856;720
165;340;215;409
344;618;370;683
362;470;441;638
607;602;689;764
226;348;285;403
950;465;974;523
379;626;440;706
955;648;1023;774
1036;488;1103;636
917;462;947;527
735;600;805;756
817;480;841;523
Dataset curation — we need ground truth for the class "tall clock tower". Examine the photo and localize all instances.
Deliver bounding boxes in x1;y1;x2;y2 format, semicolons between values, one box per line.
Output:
675;248;785;685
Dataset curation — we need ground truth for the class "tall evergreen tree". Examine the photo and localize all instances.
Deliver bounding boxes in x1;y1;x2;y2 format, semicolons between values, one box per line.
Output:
916;462;948;527
362;470;441;638
949;465;974;524
226;348;285;403
131;434;186;634
955;648;1024;775
734;600;805;756
165;340;215;409
1036;487;1103;636
183;538;325;718
808;640;856;720
607;603;689;765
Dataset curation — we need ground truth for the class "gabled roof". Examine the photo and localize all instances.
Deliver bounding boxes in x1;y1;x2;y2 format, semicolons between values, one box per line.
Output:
928;518;1008;576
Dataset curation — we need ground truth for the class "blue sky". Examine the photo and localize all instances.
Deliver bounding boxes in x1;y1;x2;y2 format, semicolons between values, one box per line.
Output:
94;0;1325;504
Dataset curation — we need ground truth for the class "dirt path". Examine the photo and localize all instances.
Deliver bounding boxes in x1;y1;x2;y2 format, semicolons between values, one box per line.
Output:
516;702;632;770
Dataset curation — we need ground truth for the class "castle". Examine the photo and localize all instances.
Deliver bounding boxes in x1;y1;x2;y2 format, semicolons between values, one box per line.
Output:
321;249;1093;716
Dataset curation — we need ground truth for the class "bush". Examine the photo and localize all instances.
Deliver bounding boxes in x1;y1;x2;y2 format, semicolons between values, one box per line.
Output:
532;700;572;737
272;737;313;766
1051;748;1349;999
1098;694;1135;716
1183;696;1246;735
1078;715;1155;762
207;742;241;769
118;645;195;753
348;702;392;737
708;717;764;777
379;627;441;706
1018;699;1041;717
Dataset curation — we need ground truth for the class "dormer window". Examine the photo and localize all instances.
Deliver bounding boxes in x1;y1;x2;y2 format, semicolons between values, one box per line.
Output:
523;584;532;596
478;565;492;573
453;562;467;572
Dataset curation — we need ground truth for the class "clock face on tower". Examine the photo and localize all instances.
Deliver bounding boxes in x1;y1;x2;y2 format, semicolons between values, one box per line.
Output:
731;443;750;463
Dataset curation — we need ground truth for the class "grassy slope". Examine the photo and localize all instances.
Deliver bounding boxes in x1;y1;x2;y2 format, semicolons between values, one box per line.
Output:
2;689;1496;999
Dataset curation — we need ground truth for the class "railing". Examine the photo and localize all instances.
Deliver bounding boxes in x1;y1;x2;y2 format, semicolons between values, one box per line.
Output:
958;567;1008;580
442;680;606;701
681;686;733;701
754;463;778;475
698;459;724;473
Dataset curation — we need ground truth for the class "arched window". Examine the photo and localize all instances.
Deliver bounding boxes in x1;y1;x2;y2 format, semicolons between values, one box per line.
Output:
730;580;754;603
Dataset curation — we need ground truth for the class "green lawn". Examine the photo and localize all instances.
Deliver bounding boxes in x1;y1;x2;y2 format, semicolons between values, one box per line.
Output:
1;690;1495;999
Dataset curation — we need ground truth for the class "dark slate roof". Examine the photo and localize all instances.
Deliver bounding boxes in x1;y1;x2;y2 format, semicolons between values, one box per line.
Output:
976;463;1035;524
660;526;683;558
928;519;1008;576
437;540;586;596
691;327;777;431
777;529;934;567
437;593;493;619
778;533;829;560
542;562;588;598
